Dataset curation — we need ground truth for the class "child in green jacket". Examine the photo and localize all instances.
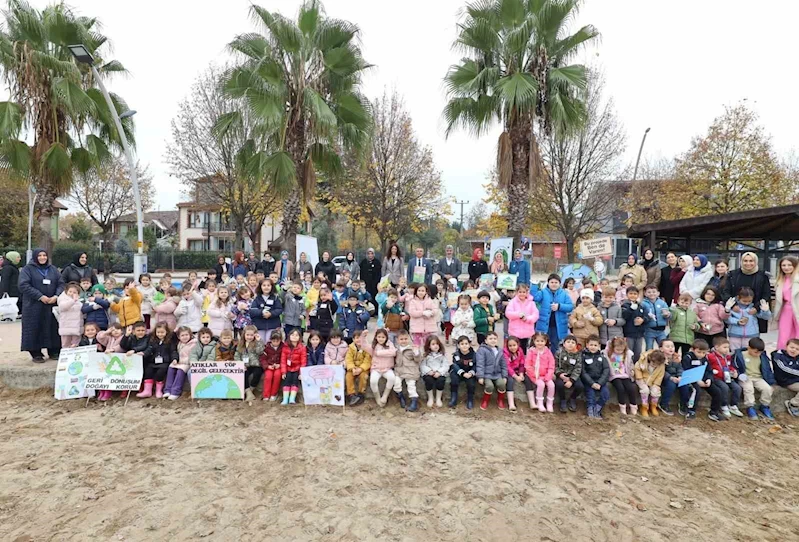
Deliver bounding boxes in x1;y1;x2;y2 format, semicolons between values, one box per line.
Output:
669;293;699;356
473;290;496;345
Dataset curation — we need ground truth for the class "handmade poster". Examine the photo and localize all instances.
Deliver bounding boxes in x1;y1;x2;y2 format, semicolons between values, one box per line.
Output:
447;292;460;309
678;364;708;387
489;237;513;268
462;289;479;304
54;345;98;400
412;265;426;284
496;273;518;290
301;365;345;406
296;234;320;271
479;273;495;289
84;353;144;392
190;361;245;399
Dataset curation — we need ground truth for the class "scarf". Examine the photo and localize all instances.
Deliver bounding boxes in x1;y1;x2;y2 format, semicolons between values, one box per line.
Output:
472;248;483;262
641;253;658;270
693;254;708;276
741;252;759;275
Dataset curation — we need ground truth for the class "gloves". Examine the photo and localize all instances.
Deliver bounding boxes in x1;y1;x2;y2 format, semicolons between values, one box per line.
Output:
759;300;770;312
725;297;736;311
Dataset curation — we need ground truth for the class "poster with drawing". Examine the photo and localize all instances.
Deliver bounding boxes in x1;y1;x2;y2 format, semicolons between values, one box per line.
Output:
301;365;345;406
296;234;320;271
190;361;245;399
489;237;513;270
84;353;144;392
54;345;98;400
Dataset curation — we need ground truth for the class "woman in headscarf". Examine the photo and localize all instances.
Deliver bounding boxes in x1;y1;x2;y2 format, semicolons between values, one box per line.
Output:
659;252;679;303
296;252;313;279
60;252;98;285
315;251;337;285
640;248;661;288
722;252;772;335
773;256;799;350
341;251;360;280
273;250;295;283
467;248;489;283
19;249;64;362
489;251;506;274
618;254;648;290
508;249;530;286
669;255;692;304
680;254;714;301
0;251;22;314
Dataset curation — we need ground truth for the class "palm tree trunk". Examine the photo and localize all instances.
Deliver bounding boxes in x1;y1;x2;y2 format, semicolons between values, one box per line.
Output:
506;117;532;249
280;189;301;258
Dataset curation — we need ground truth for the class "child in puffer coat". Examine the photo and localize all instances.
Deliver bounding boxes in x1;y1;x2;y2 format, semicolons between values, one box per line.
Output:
260;330;285;401
393;330;421;411
504;336;528;413
363;329;397;407
581;337;610;419
164;326;196;400
189;328;217;362
280;328;307;405
306;331;325;366
419;335;448;408
153;287;180;331
555;335;583;413
504;283;539;350
97;324;125;353
82;284;110;330
57;283;83;348
641;285;670;350
450;295;476;344
323;331;348;365
175;286;204;333
772;339;799;417
597;287;625;348
214;330;237;361
726;289;771;351
568;289;603;347
635;349;666;417
693;286;728;347
605;337;639;416
407;284;439;347
525;332;556;413
475;332;507;411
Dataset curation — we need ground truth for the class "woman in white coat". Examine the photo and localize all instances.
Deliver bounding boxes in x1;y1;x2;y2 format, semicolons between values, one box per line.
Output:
774;256;799;350
679;254;714;302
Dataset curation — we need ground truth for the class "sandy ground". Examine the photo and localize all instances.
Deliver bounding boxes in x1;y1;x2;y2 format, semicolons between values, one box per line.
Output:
1;388;798;542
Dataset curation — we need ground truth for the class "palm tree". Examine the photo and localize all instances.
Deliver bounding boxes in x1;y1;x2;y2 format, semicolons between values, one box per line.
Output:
0;0;133;250
219;0;371;257
443;0;598;244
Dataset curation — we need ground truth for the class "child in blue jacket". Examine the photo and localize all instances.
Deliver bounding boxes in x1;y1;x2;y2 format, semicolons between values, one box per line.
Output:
82;284;110;330
306;331;325;366
341;294;370;340
641;284;670;350
726;287;771;351
532;274;574;353
772;338;799;417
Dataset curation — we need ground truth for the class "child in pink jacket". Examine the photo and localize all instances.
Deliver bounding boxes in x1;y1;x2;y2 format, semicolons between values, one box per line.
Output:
407;284;439;347
525;332;556;412
153;287;179;330
693;286;729;346
504;284;539;351
363;329;397;407
57;283;84;347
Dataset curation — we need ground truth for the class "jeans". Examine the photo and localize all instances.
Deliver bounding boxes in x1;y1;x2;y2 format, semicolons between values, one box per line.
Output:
555;377;584;401
659;377;691;408
712;379;742;406
626;336;643;363
585;384;609;408
644;328;668;350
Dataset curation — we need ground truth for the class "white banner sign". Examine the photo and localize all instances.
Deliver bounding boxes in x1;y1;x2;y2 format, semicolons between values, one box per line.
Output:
84;353;144;391
54;346;98;400
579;237;613;258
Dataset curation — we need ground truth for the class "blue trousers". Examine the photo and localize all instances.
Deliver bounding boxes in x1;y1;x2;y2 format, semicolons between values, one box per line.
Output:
660;377;692;408
644;328;668;350
584;384;609;408
548;322;560;355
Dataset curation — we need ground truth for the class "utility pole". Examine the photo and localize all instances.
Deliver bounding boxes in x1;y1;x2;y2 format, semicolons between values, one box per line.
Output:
455;200;469;233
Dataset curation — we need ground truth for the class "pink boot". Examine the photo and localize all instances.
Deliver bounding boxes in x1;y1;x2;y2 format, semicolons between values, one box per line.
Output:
97;390;110;401
546;397;554;413
536;397;545;412
629;404;638;415
155;381;164;399
137;379;154;398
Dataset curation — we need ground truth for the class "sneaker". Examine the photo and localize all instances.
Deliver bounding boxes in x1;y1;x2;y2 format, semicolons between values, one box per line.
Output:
721;406;731;419
678;404;687;416
686;411;696;420
746;406;758;420
708;411;721;422
567;398;577;412
729;405;744;418
658;404;674;416
559;400;568;413
785;400;799;418
168;395;179;401
759;405;775;420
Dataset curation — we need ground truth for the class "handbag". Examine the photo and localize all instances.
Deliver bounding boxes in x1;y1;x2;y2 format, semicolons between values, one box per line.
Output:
0;293;18;320
385;312;403;331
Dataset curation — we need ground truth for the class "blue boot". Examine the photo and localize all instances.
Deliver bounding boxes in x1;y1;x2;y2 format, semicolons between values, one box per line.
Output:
395;391;406;409
466;390;474;410
448;389;458;408
746;406;758;420
587;405;596;418
408;397;418;412
759;405;775;420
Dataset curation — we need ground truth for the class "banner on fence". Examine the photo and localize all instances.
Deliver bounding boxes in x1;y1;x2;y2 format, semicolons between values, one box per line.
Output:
301;365;345;406
489;237;513;269
579;237;613;258
84;353;144;391
190;361;245;399
296;235;320;272
54;345;99;400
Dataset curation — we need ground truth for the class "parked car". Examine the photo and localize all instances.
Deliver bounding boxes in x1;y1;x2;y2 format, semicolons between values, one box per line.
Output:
332;256;347;272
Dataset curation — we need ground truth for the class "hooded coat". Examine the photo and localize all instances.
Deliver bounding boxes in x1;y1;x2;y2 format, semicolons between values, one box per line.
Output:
19;249;64;352
60;252;98;286
679;254;714;300
0;251;21;300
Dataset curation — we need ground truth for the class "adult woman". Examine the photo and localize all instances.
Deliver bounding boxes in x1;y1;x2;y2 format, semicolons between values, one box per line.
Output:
231;251;248;278
509;249;530;286
274;250;295;283
669;255;692;304
19;249;64;362
61;252;98;286
679;254;714;301
296;252;313;279
214;255;232;278
722;252;772;334
315;251;337;285
659;252;679;303
489;251;506;274
773;256;799;349
381;243;404;286
0;251;22;314
246;252;259;273
467;248;489;283
618;254;647;290
709;260;729;292
640;248;661;288
361;248;381;298
341;251;360;280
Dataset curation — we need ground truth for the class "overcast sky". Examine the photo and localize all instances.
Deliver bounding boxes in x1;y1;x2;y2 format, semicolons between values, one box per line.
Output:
27;0;799;217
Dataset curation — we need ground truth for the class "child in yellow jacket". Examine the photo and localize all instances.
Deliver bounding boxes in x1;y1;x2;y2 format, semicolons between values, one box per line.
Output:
345;330;372;406
634;349;666;417
568;289;604;346
110;278;143;327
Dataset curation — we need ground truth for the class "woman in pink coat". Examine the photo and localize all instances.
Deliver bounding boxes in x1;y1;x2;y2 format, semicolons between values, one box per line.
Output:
525;332;556;412
406;284;439;347
505;283;539;351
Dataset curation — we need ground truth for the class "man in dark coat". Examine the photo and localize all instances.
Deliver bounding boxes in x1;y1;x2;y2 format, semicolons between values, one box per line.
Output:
360;248;381;300
258;252;275;276
60;252;98;286
406;246;434;284
0;251;21;314
19;249;64;362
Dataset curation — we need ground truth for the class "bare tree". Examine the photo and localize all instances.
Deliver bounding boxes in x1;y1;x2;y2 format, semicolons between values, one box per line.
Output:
528;70;627;261
165;64;279;251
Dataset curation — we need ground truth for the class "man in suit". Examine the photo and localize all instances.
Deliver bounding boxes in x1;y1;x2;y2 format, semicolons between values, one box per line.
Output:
407;247;433;285
436;245;462;281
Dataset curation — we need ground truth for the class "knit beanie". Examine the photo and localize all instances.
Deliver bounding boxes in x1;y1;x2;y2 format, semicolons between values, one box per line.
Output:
580;288;594;300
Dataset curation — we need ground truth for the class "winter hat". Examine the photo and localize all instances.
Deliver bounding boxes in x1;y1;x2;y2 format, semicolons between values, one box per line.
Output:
4;251;20;265
280;250;289;258
580;288;594;300
90;284;107;295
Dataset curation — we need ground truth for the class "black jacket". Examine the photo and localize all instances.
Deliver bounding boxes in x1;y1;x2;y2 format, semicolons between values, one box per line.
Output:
61;253;98;286
78;336;103;351
120;335;152;358
659;265;677;305
0;261;20;298
450;348;476;375
580;350;610;387
315;260;337;285
621;300;647;339
772;350;799;387
468;260;489;283
258;258;275;276
147;339;178;365
310;298;338;336
681;352;713;382
359;257;381;296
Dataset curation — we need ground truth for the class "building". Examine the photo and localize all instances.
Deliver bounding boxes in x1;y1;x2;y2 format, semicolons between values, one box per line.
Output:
111;211;179;246
176;178;281;252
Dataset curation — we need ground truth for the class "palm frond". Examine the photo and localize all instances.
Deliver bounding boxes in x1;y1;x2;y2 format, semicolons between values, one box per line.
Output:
0;101;24;138
0;138;31;176
52;77;96;116
303;87;337;130
298;0;321;36
548;64;587;91
314;18;358;51
228;32;271;61
40;141;72;187
84;134;111;164
212;111;244;141
495;72;538;112
550;24;599;62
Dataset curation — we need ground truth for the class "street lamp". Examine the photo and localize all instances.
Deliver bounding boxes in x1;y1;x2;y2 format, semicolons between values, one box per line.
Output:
26;184;37;264
632;127;651;182
68;44;147;281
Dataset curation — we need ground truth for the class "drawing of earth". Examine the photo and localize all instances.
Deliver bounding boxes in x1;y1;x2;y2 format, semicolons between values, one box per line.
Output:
68;361;83;376
194;375;242;399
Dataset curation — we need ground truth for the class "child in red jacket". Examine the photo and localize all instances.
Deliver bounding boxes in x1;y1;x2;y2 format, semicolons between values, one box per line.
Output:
260;330;284;401
280;328;307;405
706;337;744;418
